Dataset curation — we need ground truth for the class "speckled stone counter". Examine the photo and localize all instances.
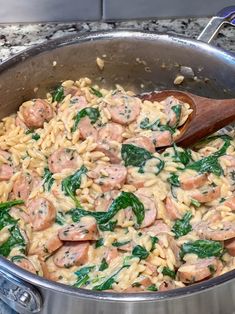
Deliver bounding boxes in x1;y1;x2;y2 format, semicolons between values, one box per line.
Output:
0;17;234;314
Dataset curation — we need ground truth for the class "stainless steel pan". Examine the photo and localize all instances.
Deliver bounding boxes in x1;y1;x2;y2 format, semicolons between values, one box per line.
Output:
0;6;235;314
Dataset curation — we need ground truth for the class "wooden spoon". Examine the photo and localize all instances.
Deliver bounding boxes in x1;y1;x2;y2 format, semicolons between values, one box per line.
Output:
141;90;235;148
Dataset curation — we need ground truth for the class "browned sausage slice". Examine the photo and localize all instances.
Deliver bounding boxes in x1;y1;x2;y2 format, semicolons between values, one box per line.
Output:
159;280;176;291
195;221;235;241
107;93;141;125
152;131;172;148
29;234;63;258
0;164;13;181
53;242;89;268
48;148;81;174
143;220;171;235
22;99;53;129
124;136;155;153
12;256;38;274
225;237;235;256
165;196;181;220
98;123;124;143
88;164;127;192
78;116;98;140
224;196;235;211
135;191;157;228
59;217;98;241
178;257;218;283
28;197;56;231
12;172;37;201
190;186;221;203
180;174;208;190
104;247;119;263
96;142;121;164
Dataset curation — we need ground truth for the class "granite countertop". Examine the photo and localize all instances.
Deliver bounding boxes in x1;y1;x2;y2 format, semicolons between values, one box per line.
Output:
0;17;234;314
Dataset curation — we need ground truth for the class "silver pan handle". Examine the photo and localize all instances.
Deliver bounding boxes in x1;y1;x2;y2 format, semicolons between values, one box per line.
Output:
0;269;42;314
198;6;235;43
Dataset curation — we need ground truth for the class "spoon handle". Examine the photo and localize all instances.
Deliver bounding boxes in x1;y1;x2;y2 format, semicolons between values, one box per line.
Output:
177;94;235;147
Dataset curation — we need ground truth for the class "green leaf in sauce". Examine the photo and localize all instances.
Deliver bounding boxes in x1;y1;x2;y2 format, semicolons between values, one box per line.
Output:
190;198;201;208
90;87;103;98
99;220;117;232
171;105;181;127
69;191;145;227
132;245;149;260
180;240;224;259
43;168;55;192
162;266;176;279
62;165;88;206
167;173;180;187
147;284;158;291
55;211;66;225
93;265;129;291
112;240;131;248
99;258;109;271
0;200;24;211
11;255;26;262
72;107;100;132
186;136;231;176
0;224;25;257
172;211;192;239
95;238;104;248
173;144;192;166
52;85;65;102
150;236;158;252
121;144;152;168
140;118;160;131
74;266;95;288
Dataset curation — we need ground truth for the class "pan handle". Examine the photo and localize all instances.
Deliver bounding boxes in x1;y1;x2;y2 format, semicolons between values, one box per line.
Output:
198;6;235;43
0;268;42;314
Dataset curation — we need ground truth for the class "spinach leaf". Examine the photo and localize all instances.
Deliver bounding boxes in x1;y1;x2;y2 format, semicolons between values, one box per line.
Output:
147;284;158;291
171;105;181;127
90;87;103;98
150;236;158;252
11;255;25;262
132;245;149;260
43;168;55;192
69;192;145;227
0;200;24;211
32;133;40;141
153;157;165;175
167;173;180;187
0;224;25;257
180;240;224;259
95;238;104;248
112;240;131;248
173;144;192;166
172;212;192;239
72;107;100;132
186;137;231;176
159;124;175;134
62;165;87;206
99;220;117;232
140;118;160;131
190;199;201;208
55;211;66;225
93;265;128;291
52;85;65;102
99;258;108;271
121;144;152;168
162;266;176;279
74;266;95;288
197;134;232;146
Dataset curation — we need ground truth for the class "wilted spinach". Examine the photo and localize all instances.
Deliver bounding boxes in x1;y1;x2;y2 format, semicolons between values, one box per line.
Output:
72;107;100;132
172;212;192;239
90;87;103;98
132;245;149;260
43;168;55;192
52;85;65;102
180;240;224;259
162;266;176;279
74;266;95;288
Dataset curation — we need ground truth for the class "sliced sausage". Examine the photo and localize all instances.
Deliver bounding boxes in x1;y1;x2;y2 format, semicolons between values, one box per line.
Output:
98;123;124;143
0;164;13;181
226;167;235;191
165;196;181;220
104;247;119;263
94;190;120;212
143;220;171;235
12;172;37;201
10;207;30;224
167;235;181;267
29;234;63;258
180;174;208;190
88;164;127;192
163;96;182;128
152;131;172;148
178;257;218;283
70;96;87;110
12;256;37;274
28;197;56;231
78;116;98;140
124;136;155;153
195;221;235;241
107;93;141;125
59;217;98;241
225;238;235;256
190;186;221;203
0;149;11;161
22;99;53;129
48;148;81;174
96;141;121;164
223;196;235;211
135;191;157;228
53;242;89;268
159;280;177;291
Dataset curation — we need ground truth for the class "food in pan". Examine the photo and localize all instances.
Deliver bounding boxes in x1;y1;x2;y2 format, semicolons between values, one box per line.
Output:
0;77;234;292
